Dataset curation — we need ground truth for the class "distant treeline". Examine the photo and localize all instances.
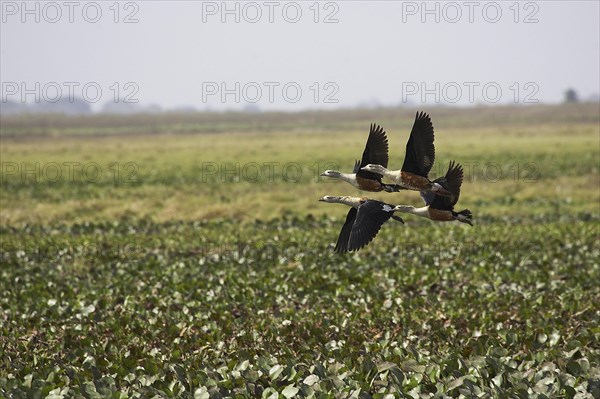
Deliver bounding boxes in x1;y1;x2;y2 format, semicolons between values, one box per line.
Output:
1;103;599;139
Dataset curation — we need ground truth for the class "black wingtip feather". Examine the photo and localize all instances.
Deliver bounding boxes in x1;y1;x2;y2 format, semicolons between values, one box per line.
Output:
334;208;357;254
415;110;431;122
369;123;386;138
356;123;389;175
402;111;435;177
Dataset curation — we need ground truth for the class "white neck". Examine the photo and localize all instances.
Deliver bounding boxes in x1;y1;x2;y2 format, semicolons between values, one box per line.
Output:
335;172;359;187
336;196;362;208
397;205;430;219
382;168;401;182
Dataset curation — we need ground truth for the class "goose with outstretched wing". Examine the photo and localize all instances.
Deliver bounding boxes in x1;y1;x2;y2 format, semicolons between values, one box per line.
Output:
318;196;404;253
361;111;452;196
320;124;402;192
393;161;473;225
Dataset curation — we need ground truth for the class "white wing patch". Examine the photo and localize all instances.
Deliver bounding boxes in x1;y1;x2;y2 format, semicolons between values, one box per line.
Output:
382;204;394;213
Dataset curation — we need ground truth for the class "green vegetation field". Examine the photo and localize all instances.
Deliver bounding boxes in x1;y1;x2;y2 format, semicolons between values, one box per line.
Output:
1;104;599;398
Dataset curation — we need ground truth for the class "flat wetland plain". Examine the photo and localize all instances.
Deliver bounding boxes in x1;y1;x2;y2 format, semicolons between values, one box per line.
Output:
1;104;599;398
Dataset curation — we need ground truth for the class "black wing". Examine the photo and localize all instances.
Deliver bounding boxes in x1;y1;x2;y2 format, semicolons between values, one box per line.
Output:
401;111;435;178
430;161;463;211
354;124;389;180
335;207;357;254
348;200;395;252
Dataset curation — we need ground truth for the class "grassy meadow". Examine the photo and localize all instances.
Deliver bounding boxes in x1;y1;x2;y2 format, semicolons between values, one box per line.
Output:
1;104;599;398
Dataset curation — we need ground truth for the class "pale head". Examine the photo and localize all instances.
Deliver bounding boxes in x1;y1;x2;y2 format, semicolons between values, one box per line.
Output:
393;205;415;213
361;164;388;175
318;195;342;203
320;170;341;178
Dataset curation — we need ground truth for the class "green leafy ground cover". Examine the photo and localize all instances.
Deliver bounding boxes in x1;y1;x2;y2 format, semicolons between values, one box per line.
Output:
1;104;599;398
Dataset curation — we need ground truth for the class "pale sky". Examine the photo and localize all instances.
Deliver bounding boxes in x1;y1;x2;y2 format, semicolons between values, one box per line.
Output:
1;0;599;111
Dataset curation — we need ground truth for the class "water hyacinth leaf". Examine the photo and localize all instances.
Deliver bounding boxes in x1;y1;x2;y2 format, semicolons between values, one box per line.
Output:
389;368;404;387
376;362;397;373
533;378;552;394
262;388;278;399
303;374;320;386
235;360;250;372
269;365;284;380
81;382;102;399
242;369;260;382
492;373;503;388
194;387;210;399
81;304;95;316
401;360;426;373
447;376;465;390
282;385;299;398
577;358;590;373
566;361;582;376
549;331;561;346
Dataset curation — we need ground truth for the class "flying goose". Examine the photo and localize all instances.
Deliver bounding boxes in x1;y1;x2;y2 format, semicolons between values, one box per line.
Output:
361;111;451;196
319;196;404;253
320;124;401;192
393;161;472;225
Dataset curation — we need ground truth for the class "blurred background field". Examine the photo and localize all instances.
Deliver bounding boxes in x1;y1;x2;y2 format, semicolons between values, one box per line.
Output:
1;103;599;398
1;103;598;225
